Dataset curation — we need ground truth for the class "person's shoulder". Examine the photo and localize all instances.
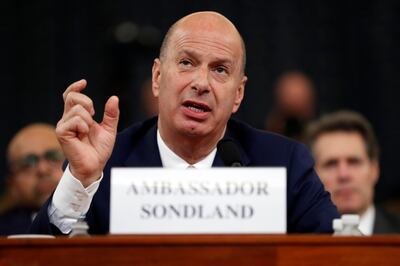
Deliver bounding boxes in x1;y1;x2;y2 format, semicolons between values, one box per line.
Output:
228;118;302;149
227;118;309;164
0;208;33;235
118;117;157;136
116;117;157;143
375;205;400;233
111;117;158;158
0;207;32;218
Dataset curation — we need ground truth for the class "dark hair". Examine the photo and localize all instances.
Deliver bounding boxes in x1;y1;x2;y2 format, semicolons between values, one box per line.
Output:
305;110;380;160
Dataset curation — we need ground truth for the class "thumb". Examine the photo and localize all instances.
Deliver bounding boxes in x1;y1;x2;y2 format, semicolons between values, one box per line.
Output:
101;96;120;132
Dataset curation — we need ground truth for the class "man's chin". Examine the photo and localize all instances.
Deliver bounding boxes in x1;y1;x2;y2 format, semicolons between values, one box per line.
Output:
182;128;208;138
175;118;224;141
337;203;361;215
179;121;210;136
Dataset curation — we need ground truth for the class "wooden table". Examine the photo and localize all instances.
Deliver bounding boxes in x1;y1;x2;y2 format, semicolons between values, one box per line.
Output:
1;235;399;265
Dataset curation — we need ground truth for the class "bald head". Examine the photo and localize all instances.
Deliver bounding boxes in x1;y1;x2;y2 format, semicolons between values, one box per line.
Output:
6;123;64;209
275;71;315;119
159;11;246;74
7;123;59;163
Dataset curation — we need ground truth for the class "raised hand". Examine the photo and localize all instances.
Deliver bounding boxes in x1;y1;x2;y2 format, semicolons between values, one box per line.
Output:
56;79;120;187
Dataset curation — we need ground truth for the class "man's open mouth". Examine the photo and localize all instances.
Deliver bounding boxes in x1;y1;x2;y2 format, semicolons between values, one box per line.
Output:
183;100;211;113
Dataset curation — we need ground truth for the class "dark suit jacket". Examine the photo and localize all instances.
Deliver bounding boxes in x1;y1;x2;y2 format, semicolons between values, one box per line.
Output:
373;205;400;234
30;117;339;234
0;207;33;235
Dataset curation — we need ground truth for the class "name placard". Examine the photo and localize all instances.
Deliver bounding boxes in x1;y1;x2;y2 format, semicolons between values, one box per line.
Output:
110;168;286;234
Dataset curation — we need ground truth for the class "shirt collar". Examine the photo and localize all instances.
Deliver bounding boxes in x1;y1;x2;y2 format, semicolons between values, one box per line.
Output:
358;205;375;236
157;129;216;169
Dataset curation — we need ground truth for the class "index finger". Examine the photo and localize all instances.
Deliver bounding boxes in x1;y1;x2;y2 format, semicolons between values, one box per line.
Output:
62;79;87;102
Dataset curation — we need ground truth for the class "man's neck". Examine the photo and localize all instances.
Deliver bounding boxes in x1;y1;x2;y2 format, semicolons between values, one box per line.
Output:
158;121;225;165
357;201;374;217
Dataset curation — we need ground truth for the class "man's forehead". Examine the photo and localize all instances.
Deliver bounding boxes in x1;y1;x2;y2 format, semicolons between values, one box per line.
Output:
8;127;59;158
314;132;368;159
159;12;246;72
176;11;237;31
172;12;242;48
172;20;241;45
169;23;242;63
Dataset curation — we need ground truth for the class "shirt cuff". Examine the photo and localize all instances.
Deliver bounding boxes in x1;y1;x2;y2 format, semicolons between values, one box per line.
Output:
52;164;103;218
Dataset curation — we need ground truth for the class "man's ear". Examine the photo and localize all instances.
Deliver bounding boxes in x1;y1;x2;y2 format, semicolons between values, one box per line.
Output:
232;75;247;113
152;58;161;97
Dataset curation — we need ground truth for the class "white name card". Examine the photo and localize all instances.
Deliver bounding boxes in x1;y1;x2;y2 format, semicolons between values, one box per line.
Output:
110;167;286;234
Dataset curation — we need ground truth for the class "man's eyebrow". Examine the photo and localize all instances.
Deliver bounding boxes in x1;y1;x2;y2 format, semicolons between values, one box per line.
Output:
177;49;234;66
322;158;338;166
177;49;198;58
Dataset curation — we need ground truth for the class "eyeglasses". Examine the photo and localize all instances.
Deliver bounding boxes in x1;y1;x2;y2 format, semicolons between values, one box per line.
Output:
9;149;65;173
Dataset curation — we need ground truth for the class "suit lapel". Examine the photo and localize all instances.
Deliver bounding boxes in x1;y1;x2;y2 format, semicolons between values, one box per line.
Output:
373;206;400;234
212;153;225;166
123;122;162;167
212;122;251;167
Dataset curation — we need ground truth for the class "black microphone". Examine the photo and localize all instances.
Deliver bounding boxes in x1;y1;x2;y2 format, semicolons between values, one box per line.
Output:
217;139;243;167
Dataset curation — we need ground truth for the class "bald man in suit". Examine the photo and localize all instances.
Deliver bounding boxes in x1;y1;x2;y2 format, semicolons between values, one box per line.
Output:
31;12;339;235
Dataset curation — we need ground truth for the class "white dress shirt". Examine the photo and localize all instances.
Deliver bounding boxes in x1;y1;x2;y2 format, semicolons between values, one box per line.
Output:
157;130;216;169
49;129;217;233
358;205;375;236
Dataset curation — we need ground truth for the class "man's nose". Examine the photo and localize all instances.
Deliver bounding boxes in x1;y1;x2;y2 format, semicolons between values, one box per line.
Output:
191;66;210;95
35;159;52;176
337;161;351;182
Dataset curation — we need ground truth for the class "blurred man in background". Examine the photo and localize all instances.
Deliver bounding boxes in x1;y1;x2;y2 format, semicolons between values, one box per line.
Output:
305;111;400;235
265;71;316;141
0;123;64;235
